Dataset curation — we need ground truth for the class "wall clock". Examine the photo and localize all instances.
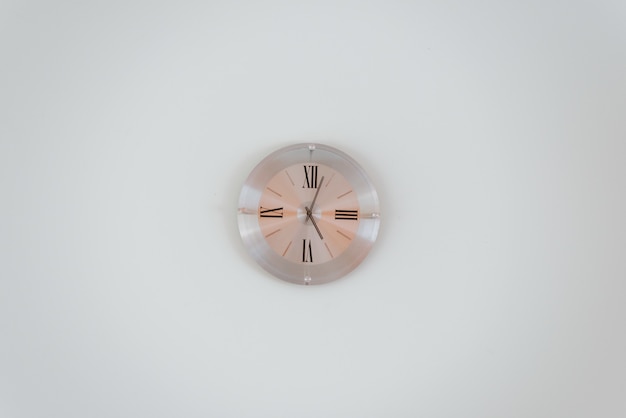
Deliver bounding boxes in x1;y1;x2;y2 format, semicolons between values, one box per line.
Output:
238;143;380;285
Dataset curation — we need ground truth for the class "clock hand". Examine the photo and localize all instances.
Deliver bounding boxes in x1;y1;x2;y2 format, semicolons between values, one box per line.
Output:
305;176;325;240
306;206;324;240
309;176;324;211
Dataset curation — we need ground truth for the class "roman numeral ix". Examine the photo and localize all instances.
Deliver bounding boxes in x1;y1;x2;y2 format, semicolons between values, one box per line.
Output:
259;207;284;218
334;209;358;220
302;165;318;189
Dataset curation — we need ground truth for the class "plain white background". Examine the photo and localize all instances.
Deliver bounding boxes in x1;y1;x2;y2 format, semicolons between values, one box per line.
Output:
1;1;625;417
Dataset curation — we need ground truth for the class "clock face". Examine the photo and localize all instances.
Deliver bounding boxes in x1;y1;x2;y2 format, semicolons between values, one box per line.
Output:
259;163;361;265
238;144;380;285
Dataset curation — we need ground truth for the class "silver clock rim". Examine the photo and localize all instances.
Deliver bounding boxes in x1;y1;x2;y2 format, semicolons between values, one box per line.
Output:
237;143;380;285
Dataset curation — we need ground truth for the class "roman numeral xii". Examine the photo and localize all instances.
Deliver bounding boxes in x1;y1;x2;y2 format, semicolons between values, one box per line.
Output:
302;165;318;188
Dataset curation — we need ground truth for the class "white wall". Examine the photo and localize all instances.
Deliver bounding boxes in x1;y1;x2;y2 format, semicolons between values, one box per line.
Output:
1;1;625;417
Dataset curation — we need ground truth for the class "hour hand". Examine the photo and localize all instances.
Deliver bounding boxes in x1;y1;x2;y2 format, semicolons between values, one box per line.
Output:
305;206;324;240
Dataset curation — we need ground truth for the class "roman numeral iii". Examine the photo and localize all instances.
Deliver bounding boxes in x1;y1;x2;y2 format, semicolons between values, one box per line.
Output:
334;209;358;220
302;165;318;188
259;207;284;218
302;239;313;263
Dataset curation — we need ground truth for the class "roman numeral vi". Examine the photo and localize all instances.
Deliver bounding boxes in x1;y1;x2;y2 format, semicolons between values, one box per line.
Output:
302;239;313;263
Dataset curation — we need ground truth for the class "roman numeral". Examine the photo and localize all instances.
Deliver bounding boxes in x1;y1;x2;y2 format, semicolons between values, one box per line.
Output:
302;165;318;188
334;209;358;220
302;239;313;263
259;206;284;218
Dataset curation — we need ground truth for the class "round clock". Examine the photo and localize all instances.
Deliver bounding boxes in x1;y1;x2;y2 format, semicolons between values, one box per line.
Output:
237;143;380;285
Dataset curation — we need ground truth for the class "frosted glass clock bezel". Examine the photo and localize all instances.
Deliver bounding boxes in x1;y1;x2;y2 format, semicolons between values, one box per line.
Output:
237;143;380;285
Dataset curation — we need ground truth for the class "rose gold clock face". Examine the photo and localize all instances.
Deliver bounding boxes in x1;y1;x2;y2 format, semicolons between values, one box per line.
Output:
238;143;380;285
258;163;360;265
